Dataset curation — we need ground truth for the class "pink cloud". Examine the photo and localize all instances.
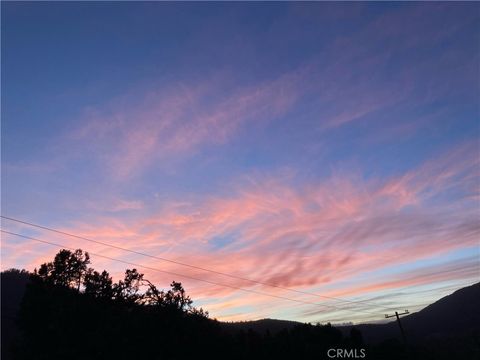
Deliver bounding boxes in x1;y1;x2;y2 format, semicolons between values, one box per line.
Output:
69;68;303;180
2;141;477;322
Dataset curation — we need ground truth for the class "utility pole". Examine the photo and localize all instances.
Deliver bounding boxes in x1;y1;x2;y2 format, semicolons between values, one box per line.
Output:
385;310;409;345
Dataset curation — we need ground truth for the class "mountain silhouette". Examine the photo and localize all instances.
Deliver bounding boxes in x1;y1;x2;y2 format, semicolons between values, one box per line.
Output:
338;282;480;344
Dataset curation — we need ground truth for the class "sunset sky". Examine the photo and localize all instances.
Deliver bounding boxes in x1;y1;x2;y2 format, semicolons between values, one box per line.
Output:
2;2;479;324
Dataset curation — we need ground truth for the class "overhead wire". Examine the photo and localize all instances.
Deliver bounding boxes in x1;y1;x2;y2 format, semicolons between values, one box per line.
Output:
1;229;382;319
0;215;399;311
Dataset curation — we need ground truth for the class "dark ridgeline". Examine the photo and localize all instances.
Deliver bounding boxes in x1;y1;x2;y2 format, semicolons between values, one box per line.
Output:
1;249;479;360
337;282;480;359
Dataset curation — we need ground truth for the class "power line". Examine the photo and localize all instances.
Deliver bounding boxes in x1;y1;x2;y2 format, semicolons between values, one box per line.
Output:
0;215;398;311
1;229;381;318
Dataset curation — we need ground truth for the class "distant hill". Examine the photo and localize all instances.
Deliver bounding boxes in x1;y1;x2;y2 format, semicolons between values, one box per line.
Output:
402;281;480;339
338;282;480;344
221;318;301;335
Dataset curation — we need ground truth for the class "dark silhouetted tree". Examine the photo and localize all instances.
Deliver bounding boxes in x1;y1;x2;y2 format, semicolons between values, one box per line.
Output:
83;269;113;299
164;280;193;311
36;249;90;290
112;268;144;304
350;327;363;347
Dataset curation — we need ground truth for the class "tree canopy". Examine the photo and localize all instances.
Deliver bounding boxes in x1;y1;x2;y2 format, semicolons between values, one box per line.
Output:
33;248;207;316
9;249;370;360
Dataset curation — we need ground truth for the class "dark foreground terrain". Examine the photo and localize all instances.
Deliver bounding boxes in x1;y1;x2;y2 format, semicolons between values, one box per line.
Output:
2;249;479;360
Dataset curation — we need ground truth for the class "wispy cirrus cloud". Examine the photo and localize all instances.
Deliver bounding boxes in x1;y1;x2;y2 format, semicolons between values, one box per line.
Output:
3;141;477;322
69;68;303;180
52;3;479;184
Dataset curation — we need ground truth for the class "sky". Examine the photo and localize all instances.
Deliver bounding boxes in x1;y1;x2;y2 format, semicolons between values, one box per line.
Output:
1;2;479;324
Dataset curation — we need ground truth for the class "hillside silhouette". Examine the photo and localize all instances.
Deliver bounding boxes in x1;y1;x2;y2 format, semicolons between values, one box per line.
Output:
340;282;480;344
338;283;480;359
222;318;301;335
1;249;479;360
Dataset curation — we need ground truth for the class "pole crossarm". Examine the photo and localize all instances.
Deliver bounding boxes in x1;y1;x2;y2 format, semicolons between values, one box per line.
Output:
385;310;410;346
385;310;409;318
